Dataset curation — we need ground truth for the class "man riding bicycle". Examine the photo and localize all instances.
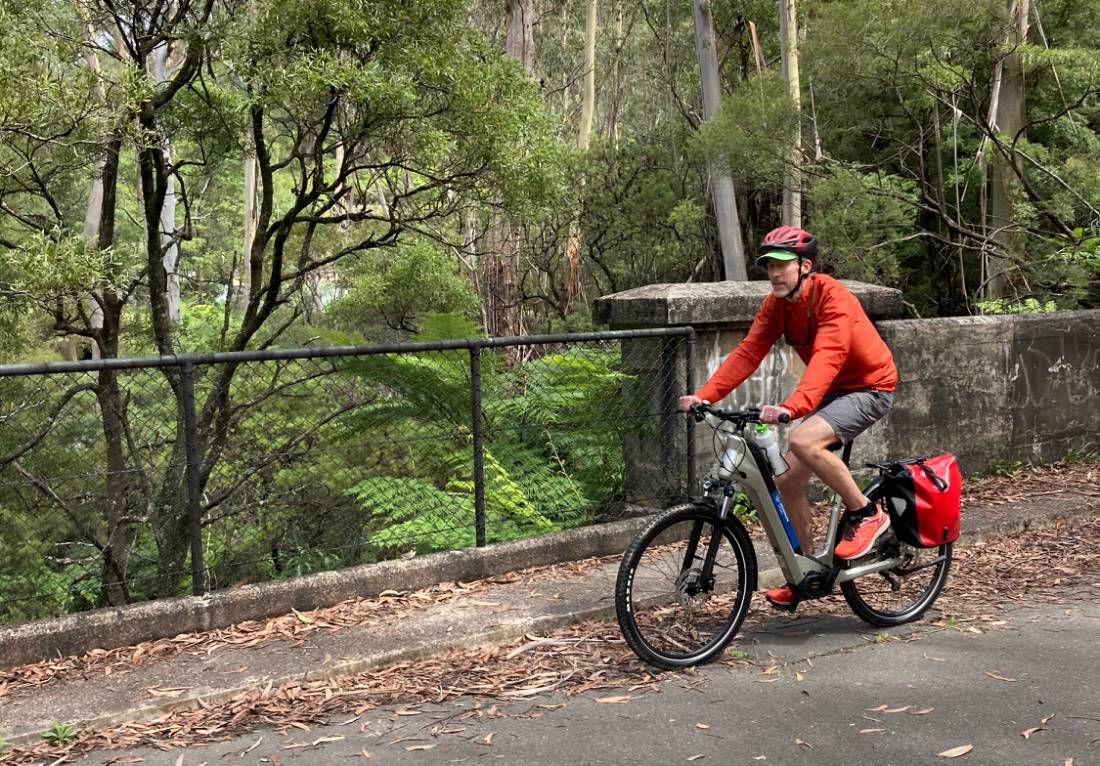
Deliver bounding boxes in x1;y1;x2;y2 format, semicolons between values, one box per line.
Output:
678;226;898;610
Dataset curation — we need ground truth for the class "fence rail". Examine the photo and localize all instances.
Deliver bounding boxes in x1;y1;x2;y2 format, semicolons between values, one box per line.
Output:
0;328;694;626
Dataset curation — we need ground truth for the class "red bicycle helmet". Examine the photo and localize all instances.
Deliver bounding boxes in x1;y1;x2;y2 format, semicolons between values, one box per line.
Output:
759;226;817;262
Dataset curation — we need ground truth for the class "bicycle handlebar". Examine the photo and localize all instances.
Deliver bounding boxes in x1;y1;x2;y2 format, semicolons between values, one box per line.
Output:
689;402;791;425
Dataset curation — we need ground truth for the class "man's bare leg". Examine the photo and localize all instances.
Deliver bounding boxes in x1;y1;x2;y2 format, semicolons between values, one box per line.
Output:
774;451;815;554
787;415;869;511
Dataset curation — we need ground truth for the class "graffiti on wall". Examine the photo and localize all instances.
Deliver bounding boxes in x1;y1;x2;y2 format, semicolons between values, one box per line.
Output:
1008;333;1100;409
701;341;803;410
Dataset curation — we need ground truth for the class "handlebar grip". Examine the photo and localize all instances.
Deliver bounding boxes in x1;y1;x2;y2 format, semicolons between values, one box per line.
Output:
778;413;791;424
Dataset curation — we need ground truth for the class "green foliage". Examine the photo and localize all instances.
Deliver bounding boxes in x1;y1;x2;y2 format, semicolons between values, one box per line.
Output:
697;70;799;185
975;297;1058;315
42;721;78;745
574;138;712;290
983;457;1026;476
327;241;480;338
343;342;632;555
808;167;919;285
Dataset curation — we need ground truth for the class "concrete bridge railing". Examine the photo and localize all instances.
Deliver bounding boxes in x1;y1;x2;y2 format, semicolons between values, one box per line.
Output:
594;282;1100;492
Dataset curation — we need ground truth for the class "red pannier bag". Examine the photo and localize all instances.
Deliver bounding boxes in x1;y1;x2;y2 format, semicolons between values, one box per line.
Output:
879;454;962;548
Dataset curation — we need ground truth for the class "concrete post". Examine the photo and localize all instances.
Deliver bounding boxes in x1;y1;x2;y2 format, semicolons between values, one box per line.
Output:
594;281;905;499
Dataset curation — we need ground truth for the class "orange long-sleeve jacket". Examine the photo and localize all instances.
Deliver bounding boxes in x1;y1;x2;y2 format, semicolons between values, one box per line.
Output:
694;273;897;419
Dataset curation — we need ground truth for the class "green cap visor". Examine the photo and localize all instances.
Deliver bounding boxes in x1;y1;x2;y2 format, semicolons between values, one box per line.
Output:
755;249;799;266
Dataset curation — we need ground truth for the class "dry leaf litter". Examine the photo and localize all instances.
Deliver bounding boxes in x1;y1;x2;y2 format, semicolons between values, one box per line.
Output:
1;458;1097;765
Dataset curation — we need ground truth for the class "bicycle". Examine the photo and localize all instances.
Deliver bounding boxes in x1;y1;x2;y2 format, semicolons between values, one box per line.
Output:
615;403;953;669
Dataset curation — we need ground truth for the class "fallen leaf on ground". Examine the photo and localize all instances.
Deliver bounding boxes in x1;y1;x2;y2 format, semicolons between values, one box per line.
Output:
884;706;911;713
911;708;935;715
483;733;495;745
696;723;710;730
1022;714;1056;738
938;744;973;758
795;739;811;749
985;671;1018;682
859;729;885;734
405;744;436;751
687;755;704;762
595;695;632;704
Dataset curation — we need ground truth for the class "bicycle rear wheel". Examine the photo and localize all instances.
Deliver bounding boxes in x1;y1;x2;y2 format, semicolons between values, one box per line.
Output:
840;530;952;627
616;503;755;669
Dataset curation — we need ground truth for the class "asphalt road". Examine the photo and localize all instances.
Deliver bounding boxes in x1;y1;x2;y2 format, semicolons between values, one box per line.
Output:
65;584;1100;766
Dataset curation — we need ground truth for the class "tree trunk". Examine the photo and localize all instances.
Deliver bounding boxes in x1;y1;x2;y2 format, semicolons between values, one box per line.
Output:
779;0;803;228
691;0;748;280
93;138;134;606
561;0;598;316
79;10;106;359
241;144;258;313
605;2;624;146
153;43;181;324
483;0;534;341
988;0;1030;300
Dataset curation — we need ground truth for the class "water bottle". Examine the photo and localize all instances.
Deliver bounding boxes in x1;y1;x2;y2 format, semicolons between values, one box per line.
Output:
754;424;789;476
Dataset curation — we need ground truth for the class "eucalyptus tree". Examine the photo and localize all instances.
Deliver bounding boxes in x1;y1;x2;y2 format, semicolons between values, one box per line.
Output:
0;0;562;600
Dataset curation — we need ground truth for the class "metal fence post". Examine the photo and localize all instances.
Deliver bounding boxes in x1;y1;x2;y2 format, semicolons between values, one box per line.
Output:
469;344;486;547
659;337;678;499
179;363;205;596
686;328;697;491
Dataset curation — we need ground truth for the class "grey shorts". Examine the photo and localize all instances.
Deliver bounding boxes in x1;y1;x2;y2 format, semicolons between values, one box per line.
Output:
809;389;894;443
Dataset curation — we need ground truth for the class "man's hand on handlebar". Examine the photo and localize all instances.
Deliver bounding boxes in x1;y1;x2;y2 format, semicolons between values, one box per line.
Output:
760;405;792;425
678;394;704;413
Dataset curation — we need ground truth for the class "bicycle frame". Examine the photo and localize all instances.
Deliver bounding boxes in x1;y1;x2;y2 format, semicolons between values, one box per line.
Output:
703;416;912;595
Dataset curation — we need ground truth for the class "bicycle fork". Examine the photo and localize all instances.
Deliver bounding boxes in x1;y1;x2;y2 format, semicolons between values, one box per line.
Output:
679;495;735;595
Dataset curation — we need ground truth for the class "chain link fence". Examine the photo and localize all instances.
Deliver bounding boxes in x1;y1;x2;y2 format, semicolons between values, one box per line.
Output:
0;329;693;626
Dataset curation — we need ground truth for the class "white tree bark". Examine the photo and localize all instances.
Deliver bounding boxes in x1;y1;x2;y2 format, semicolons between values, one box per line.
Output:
578;0;598;151
605;2;623;146
779;0;803;228
561;0;598;315
691;0;747;280
241;143;257;312
987;0;1030;300
79;11;106;358
153;42;180;324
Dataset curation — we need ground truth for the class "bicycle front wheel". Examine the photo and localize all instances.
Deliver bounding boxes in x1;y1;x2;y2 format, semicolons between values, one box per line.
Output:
615;503;755;669
840;534;953;627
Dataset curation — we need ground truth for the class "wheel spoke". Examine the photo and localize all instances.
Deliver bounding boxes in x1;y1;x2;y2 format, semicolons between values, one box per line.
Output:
841;538;952;627
616;506;753;668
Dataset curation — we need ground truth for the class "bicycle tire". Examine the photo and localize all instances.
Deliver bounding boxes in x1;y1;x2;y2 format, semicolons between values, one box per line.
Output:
616;503;756;669
840;534;952;627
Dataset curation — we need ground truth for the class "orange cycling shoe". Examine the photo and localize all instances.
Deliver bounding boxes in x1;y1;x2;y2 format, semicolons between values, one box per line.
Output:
765;585;797;610
835;507;890;559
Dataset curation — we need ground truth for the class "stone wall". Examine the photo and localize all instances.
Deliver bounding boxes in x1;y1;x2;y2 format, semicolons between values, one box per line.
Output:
595;282;1100;499
878;312;1100;472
